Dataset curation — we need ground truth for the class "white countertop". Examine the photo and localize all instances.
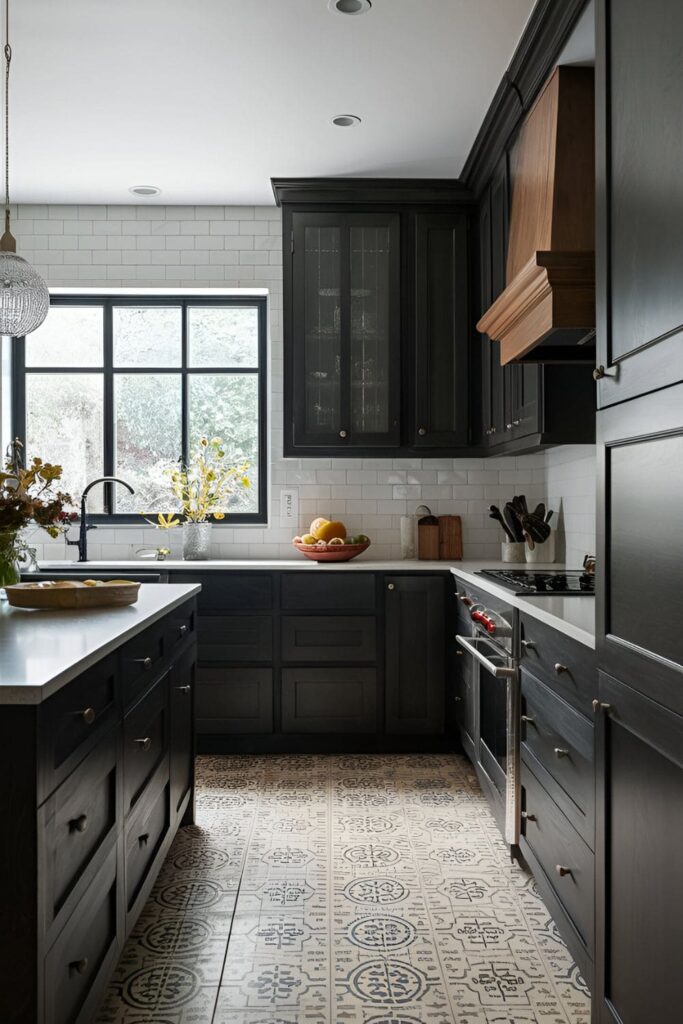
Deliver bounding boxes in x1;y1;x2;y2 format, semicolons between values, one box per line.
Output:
35;557;596;649
0;583;200;706
37;558;452;572
449;562;595;650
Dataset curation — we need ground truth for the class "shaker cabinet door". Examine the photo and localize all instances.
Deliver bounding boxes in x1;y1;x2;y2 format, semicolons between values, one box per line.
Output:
385;575;445;734
412;212;469;447
594;672;683;1023
595;0;683;406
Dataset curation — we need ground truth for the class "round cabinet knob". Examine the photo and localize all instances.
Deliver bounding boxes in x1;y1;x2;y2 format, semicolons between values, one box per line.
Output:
69;957;89;976
513;419;520;426
554;747;570;758
81;707;96;726
138;832;150;847
69;814;88;834
339;430;348;439
555;864;572;878
387;583;395;590
593;365;606;380
592;699;612;713
418;427;427;436
554;662;569;674
521;715;535;725
521;810;537;822
506;423;513;430
178;624;188;636
135;737;152;752
453;696;462;703
176;684;191;694
521;639;536;650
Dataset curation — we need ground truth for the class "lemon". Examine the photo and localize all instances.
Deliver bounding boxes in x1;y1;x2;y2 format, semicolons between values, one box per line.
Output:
300;533;317;545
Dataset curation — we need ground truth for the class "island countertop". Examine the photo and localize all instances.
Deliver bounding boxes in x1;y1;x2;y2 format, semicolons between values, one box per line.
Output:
0;583;200;705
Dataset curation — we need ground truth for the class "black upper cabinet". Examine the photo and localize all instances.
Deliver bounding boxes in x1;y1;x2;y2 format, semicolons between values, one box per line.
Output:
412;213;469;447
595;0;683;406
290;210;401;450
278;179;475;457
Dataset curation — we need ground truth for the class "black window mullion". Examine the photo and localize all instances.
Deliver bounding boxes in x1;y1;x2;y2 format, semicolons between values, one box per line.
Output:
181;300;189;465
11;336;26;459
103;302;114;513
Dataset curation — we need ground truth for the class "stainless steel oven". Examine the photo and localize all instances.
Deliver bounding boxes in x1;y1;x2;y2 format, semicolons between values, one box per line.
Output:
454;580;520;847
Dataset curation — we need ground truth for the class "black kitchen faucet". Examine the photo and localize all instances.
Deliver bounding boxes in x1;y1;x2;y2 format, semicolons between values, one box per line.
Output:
66;477;135;562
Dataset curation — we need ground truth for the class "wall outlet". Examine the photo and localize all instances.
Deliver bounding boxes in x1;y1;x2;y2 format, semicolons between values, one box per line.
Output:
280;488;299;527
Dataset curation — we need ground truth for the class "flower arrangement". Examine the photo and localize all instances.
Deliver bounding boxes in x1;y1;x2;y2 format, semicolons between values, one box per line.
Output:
0;440;75;587
0;440;74;537
145;437;250;527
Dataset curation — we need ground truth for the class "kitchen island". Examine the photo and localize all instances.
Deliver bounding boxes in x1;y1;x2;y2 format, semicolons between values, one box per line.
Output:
0;583;199;1024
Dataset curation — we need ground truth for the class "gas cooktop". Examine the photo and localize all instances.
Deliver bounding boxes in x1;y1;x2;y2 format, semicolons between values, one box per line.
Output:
475;568;595;596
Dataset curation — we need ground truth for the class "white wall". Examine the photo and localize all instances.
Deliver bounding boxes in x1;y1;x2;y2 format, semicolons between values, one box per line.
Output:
9;203;596;564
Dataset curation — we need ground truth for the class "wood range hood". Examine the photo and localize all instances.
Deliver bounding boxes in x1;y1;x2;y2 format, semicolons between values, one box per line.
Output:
477;66;595;364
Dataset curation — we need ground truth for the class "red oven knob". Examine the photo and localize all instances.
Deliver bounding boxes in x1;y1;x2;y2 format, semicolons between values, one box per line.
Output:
471;610;497;634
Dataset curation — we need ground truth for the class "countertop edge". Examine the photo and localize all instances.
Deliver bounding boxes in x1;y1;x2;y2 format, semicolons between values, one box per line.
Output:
0;583;201;706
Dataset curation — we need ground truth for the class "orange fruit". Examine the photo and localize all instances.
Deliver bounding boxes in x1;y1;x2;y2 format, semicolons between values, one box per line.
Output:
314;519;347;542
310;517;330;537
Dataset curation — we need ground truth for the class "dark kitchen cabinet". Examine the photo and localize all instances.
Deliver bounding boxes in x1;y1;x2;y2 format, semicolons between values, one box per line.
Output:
385;575;445;735
412;212;469;447
595;0;683;407
594;672;683;1023
597;384;683;715
276;178;477;457
289;210;401;450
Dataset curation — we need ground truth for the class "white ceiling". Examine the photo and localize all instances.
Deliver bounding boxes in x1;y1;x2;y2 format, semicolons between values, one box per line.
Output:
14;0;535;205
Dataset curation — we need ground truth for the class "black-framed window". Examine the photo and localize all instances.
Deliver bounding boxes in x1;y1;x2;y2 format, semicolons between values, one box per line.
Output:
11;294;268;523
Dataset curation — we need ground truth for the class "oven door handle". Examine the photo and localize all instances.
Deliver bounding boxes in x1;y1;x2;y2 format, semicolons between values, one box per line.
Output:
455;634;517;679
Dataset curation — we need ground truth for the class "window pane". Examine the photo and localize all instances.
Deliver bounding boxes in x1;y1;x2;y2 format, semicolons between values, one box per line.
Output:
113;307;182;367
114;374;182;513
189;374;259;513
25;373;103;510
188;306;259;367
25;306;103;367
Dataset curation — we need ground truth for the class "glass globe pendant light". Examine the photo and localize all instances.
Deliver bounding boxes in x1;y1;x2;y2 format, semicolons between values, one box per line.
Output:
0;0;48;336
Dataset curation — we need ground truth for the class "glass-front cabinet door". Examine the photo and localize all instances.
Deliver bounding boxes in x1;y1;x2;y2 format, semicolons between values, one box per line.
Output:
291;211;400;450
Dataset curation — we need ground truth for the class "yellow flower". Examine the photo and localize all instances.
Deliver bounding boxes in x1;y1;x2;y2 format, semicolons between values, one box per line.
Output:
213;512;225;520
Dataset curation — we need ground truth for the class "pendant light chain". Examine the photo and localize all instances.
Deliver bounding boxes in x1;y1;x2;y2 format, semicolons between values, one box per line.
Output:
4;0;11;218
0;0;49;335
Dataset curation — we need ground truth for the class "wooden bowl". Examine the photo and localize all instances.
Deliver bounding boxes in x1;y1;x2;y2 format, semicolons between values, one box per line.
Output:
5;579;141;609
292;540;371;563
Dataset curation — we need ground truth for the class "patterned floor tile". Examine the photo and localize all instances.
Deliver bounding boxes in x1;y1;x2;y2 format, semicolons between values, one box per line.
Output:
95;754;590;1024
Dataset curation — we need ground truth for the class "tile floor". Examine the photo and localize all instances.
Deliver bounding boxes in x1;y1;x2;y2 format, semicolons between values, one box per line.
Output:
96;753;590;1023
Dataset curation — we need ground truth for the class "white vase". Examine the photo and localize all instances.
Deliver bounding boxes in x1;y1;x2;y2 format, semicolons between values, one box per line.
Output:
501;541;525;563
182;522;212;560
525;530;556;564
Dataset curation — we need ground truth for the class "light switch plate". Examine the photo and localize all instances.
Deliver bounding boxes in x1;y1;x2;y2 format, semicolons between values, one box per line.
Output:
280;488;299;527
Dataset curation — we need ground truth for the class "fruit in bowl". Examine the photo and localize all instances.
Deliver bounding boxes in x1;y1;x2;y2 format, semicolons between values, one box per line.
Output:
292;517;370;562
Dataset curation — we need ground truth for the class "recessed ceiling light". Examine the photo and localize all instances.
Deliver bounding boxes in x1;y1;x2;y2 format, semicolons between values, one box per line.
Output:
128;185;161;197
328;0;372;14
332;114;362;127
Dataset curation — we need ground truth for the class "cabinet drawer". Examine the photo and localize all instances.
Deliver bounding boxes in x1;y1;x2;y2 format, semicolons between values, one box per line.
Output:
40;653;118;801
521;767;594;951
196;667;273;734
282;616;376;663
40;727;118;941
520;613;596;717
163;599;196;658
124;772;170;914
281;573;376;612
44;845;119;1024
282;667;377;733
123;674;169;816
120;621;165;709
198;615;273;662
522;670;594;845
169;572;273;612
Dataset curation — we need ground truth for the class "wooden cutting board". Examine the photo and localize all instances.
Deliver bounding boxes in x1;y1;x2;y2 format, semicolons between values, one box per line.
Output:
5;580;140;609
438;515;463;560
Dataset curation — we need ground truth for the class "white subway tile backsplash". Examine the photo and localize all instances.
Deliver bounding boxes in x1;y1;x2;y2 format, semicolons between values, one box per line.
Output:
12;203;597;566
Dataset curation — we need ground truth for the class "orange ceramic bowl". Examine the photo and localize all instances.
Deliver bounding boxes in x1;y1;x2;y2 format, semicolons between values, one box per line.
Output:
292;540;371;563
